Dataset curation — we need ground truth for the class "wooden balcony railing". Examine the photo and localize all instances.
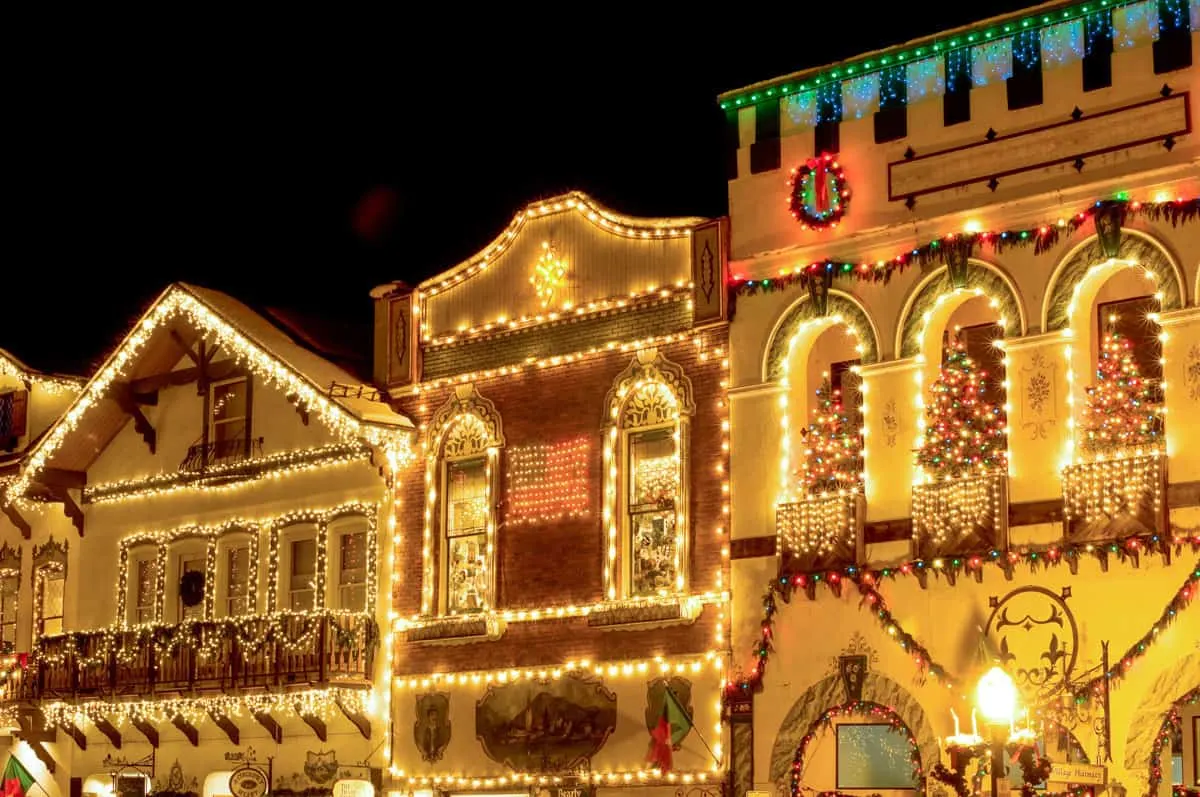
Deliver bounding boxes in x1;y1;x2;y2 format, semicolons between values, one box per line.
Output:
33;612;376;700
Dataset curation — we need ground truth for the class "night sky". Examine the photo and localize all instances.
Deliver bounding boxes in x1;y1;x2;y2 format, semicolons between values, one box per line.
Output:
6;5;1033;377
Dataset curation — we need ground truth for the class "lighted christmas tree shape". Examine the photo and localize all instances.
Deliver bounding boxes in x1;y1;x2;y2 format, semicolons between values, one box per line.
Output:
916;335;1007;479
798;375;862;493
1079;327;1163;455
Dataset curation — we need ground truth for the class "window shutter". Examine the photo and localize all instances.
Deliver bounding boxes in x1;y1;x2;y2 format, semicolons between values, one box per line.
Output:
10;390;27;438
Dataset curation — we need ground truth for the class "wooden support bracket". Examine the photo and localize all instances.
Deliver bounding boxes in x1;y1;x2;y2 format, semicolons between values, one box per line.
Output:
253;711;282;744
210;711;240;745
50;486;85;536
336;696;370;739
170;330;203;366
171;715;199;747
113;387;157;455
61;722;87;750
26;740;55;774
298;711;327;742
1;500;31;539
131;718;159;747
93;717;121;748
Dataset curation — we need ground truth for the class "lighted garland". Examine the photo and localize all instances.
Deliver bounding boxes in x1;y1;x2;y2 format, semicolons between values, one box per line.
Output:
1148;686;1200;796
727;540;1200;702
789;700;923;797
1072;557;1200;703
788;153;849;231
732;195;1200;295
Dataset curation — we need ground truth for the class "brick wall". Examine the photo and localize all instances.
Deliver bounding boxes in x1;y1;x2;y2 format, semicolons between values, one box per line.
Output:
390;329;729;675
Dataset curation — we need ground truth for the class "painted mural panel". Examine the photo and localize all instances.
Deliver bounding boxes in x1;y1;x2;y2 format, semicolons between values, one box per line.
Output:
475;672;618;771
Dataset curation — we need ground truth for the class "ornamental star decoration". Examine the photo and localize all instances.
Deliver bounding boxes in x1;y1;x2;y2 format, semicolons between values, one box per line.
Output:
531;241;569;308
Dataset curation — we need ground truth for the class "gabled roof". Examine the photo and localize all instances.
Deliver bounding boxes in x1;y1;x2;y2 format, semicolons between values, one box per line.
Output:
0;347;84;394
3;282;413;502
386;191;708;296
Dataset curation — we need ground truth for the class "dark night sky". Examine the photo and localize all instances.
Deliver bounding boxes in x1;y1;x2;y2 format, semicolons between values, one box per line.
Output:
6;5;1034;377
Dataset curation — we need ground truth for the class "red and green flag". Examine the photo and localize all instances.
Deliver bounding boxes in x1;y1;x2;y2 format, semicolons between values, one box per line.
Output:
646;690;694;772
2;755;36;797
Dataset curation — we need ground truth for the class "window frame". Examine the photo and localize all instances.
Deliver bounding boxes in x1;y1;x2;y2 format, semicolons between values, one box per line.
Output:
36;563;66;639
165;536;213;624
277;524;320;613
207;375;253;460
127;544;161;626
0;570;19;653
623;423;684;598
329;517;370;613
216;529;257;618
1096;294;1163;392
438;449;495;615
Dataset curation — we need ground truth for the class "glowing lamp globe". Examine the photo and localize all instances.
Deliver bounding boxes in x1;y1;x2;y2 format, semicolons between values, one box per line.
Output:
976;666;1017;726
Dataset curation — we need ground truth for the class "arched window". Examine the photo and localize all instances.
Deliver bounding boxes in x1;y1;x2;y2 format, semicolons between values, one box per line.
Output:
32;538;68;639
603;350;696;600
423;385;505;616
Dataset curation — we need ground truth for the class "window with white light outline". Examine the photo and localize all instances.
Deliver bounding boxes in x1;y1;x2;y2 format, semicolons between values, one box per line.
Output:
35;562;65;638
217;531;255;617
127;545;159;625
609;359;693;600
208;375;252;460
0;571;18;652
438;417;496;615
278;523;319;612
166;536;211;623
330;516;369;612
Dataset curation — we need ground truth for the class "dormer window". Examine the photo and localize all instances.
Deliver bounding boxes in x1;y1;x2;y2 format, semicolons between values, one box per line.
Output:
209;376;251;460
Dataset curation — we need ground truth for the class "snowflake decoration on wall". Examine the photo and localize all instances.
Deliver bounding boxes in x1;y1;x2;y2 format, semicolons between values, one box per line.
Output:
531;241;568;308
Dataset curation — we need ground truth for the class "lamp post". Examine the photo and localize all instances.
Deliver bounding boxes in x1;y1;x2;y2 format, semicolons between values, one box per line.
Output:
976;666;1019;796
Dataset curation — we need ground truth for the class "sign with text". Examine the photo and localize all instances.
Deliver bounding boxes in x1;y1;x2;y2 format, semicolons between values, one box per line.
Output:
1048;762;1107;785
332;780;374;797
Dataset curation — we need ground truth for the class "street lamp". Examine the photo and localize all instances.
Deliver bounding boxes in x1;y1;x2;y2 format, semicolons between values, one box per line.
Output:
976;666;1018;795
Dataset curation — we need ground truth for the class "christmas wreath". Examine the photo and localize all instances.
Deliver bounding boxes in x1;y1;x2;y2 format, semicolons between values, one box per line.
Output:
180;570;206;608
788;153;850;231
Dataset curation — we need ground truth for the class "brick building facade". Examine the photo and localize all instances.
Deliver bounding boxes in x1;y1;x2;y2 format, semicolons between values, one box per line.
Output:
372;192;732;797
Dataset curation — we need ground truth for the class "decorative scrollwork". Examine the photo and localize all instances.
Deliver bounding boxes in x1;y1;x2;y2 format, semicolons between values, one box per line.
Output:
603;349;696;429
427;384;505;456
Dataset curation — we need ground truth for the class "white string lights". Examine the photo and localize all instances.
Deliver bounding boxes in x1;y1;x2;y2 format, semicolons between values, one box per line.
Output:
0;351;83;396
506;437;591;525
3;285;413;507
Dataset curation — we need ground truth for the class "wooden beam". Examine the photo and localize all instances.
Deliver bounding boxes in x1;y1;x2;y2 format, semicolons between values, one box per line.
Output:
298;711;327;742
131;718;158;747
93;717;121;748
126;359;241;395
209;711;239;745
38;467;87;490
61;722;87;750
113;387;157;455
169;330;203;366
253;712;282;744
336;696;370;739
171;715;198;747
27;740;55;774
1;501;31;540
53;487;85;537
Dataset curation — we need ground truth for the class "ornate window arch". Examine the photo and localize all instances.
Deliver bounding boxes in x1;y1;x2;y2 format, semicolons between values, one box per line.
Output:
422;385;505;615
602;349;696;600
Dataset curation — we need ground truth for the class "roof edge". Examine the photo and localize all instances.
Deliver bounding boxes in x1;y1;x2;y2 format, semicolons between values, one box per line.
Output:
415;191;708;293
717;0;1118;109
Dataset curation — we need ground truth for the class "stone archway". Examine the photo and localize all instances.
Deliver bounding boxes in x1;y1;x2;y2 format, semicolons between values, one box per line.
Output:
896;260;1026;359
1123;650;1200;773
767;671;940;789
1042;230;1185;333
763;290;881;382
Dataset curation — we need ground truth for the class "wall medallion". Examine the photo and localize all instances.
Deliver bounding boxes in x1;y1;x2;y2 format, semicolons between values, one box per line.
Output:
1020;351;1058;440
531;241;569;309
883;398;900;448
303;751;339;785
475;670;617;771
644;676;694;747
414;692;451;763
984;586;1078;702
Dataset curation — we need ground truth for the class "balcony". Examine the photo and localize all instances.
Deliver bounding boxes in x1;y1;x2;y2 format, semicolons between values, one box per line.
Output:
776;492;865;579
33;612;376;699
1062;451;1166;543
912;472;1008;566
180;436;265;473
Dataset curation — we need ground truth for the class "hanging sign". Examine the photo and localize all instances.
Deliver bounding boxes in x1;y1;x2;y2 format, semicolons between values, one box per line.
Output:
332;780;374;797
229;766;269;797
1048;762;1107;785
